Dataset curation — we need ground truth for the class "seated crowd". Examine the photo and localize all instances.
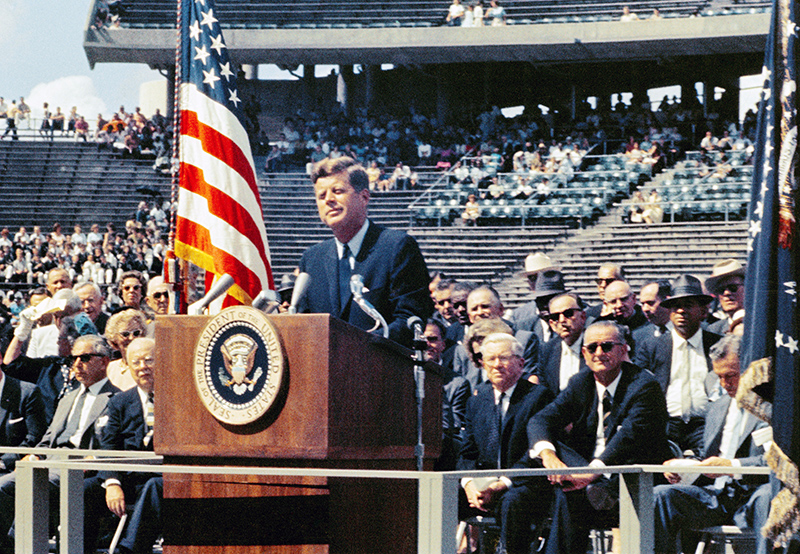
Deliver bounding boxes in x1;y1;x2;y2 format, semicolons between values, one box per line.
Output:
426;252;768;554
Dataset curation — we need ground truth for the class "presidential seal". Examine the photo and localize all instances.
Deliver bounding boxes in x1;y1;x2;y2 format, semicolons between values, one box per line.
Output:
193;306;286;425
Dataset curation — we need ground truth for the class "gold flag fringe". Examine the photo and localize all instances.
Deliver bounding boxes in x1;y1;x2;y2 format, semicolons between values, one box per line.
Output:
736;357;774;423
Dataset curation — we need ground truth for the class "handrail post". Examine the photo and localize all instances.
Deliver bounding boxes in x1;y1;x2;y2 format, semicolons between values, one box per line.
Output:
418;472;458;554
15;463;50;554
620;471;654;554
60;466;85;554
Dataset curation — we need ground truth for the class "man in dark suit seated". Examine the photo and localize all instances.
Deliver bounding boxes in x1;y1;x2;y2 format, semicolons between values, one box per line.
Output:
597;280;651;355
0;335;119;554
298;156;433;347
424;319;470;471
514;320;670;554
84;337;161;554
457;333;553;554
534;292;589;397
0;366;47;473
635;275;723;456
653;334;772;554
639;280;672;339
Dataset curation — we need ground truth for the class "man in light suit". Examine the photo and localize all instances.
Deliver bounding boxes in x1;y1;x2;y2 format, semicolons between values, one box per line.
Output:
635;274;723;455
0;334;119;554
0;367;47;473
517;321;670;554
654;334;772;554
298;157;432;347
457;333;553;554
534;292;589;397
84;337;161;554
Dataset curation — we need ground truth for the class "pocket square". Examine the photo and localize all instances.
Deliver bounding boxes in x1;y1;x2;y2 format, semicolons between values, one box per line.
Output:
96;415;109;428
8;417;24;424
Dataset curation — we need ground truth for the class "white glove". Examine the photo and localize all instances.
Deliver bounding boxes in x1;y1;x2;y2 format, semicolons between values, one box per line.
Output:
14;305;37;342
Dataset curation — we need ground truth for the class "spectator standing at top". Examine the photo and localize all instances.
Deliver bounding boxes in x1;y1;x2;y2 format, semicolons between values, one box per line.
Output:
486;0;506;25
15;98;30;129
446;0;465;25
620;5;639;21
51;107;66;136
2;101;18;141
39;103;52;139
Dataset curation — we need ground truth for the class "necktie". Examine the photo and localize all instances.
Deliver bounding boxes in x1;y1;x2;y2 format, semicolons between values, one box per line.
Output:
143;391;155;447
58;388;87;447
715;407;744;490
681;342;692;422
486;392;505;469
338;244;352;313
602;390;613;438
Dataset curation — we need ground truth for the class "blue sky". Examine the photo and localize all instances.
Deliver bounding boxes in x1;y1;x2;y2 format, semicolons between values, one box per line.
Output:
1;0;161;119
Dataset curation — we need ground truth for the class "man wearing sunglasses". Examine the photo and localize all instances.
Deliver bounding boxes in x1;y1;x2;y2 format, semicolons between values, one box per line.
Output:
510;321;669;554
585;263;625;320
533;292;589;397
145;276;171;316
0;335;119;554
704;259;745;335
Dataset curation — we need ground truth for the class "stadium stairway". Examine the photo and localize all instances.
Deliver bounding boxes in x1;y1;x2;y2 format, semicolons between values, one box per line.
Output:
494;205;749;309
0;141;172;231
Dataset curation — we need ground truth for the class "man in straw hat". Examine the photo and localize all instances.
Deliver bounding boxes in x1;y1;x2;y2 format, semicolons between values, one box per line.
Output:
634;275;723;455
508;253;559;341
705;259;746;335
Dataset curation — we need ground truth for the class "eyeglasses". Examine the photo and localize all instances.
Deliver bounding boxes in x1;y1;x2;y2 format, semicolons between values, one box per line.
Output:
547;308;580;321
70;353;105;364
120;329;143;339
582;341;624;353
122;285;141;291
595;278;617;286
720;283;742;294
151;291;169;300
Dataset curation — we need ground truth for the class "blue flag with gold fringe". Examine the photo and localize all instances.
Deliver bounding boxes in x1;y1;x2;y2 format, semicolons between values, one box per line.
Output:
739;0;800;544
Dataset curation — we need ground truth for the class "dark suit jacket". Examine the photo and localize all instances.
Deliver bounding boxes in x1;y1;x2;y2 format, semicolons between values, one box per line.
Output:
528;362;670;466
458;379;553;472
535;335;589;397
633;329;722;394
38;379;119;450
2;355;72;425
0;376;47;471
298;221;433;347
96;387;155;484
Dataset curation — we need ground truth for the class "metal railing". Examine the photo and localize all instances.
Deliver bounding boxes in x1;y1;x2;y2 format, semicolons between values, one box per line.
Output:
7;448;771;554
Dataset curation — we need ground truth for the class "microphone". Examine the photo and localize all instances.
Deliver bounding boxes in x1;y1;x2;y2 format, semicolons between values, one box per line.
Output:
252;289;280;312
407;316;426;352
350;274;389;338
187;274;235;315
288;272;310;314
406;316;423;334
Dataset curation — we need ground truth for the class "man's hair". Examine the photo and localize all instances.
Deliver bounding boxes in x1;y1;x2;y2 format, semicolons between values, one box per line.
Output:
480;332;524;358
465;318;514;365
548;292;585;311
310;157;369;192
435;278;457;292
74;281;103;298
28;286;46;301
425;318;446;338
585;320;629;345
598;263;625;280
709;334;741;362
126;337;155;364
642;280;672;301
451;281;476;296
468;284;502;306
73;334;112;358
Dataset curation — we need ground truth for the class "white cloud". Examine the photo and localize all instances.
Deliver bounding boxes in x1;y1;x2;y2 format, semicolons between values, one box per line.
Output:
26;76;107;119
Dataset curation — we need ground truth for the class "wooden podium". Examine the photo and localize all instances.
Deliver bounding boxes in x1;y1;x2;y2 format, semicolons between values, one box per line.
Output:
154;313;442;553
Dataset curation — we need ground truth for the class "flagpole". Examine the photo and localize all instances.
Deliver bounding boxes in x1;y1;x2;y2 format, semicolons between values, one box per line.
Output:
166;0;186;314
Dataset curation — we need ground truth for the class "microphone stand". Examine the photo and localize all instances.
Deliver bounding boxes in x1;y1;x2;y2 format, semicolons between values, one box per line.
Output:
408;317;426;472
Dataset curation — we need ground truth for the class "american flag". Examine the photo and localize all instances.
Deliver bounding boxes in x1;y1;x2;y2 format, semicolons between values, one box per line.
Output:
175;0;274;307
740;0;799;543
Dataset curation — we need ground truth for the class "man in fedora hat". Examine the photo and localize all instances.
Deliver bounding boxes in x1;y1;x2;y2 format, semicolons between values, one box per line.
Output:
635;274;723;455
705;259;746;335
508;253;558;342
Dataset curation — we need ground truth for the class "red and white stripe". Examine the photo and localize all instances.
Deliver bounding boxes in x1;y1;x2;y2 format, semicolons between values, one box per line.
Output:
175;82;273;306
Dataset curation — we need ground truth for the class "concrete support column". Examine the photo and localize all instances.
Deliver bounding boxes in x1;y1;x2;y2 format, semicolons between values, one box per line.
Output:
166;65;176;121
436;65;452;125
340;65;355;117
365;64;379;114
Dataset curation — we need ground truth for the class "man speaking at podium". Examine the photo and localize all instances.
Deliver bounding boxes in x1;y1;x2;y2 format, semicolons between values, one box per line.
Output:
298;157;433;347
